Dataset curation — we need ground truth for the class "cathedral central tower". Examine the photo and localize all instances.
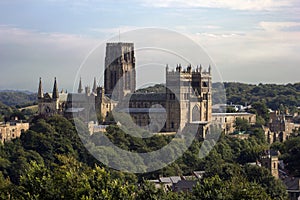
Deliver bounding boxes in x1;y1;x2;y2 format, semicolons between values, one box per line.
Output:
104;42;136;100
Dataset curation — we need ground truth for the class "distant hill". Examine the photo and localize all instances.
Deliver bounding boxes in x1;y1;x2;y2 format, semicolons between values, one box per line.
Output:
136;82;300;110
0;91;37;107
223;82;300;110
0;89;34;94
136;84;166;93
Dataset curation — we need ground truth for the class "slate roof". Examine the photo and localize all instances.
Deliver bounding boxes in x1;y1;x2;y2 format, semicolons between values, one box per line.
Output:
158;176;182;184
65;108;85;113
173;180;197;192
283;177;300;191
129;93;166;101
119;108;166;113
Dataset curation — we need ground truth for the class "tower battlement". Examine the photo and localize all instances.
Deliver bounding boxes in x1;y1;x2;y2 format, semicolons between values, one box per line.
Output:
166;64;211;76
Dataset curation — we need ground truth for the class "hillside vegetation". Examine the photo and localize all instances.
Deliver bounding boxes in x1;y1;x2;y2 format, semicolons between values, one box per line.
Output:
136;82;300;111
223;82;300;110
0;91;37;107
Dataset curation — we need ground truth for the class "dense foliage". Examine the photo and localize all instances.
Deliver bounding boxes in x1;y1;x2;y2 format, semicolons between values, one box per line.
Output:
223;82;300;111
1;81;299;198
0;115;288;199
0;101;36;122
0;91;36;107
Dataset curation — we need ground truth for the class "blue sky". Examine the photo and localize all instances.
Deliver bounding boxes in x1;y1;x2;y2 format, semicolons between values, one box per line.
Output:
0;0;299;91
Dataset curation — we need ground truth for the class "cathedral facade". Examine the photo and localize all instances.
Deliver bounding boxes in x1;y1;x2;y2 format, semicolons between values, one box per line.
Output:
38;42;212;135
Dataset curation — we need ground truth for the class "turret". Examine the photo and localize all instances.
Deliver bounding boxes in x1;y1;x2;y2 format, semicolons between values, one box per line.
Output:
38;77;43;99
52;77;59;99
92;77;97;94
97;86;105;99
78;77;83;94
85;86;90;95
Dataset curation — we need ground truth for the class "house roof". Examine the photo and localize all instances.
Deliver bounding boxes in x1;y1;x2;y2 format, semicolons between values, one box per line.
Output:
129;93;166;101
212;112;255;116
158;176;182;184
119;108;166;113
283;177;300;191
65;108;85;113
173;180;197;192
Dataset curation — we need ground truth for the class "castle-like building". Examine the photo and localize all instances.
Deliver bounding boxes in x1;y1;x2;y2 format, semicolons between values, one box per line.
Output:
38;42;212;135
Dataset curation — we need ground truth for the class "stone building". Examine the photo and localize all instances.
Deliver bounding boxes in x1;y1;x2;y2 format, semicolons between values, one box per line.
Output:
0;119;29;143
263;110;298;144
38;77;68;116
260;150;279;179
212;112;256;134
38;42;212;135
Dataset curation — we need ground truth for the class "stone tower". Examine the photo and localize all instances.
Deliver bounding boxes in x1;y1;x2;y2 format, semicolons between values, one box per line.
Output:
104;42;136;100
38;77;60;116
165;64;212;132
260;150;279;179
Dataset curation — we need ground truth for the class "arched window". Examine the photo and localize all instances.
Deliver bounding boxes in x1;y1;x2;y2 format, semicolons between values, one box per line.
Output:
192;105;200;121
171;122;174;129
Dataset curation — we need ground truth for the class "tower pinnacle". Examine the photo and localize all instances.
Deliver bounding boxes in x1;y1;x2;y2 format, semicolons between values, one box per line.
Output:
92;77;97;94
52;77;59;99
78;77;83;93
38;77;43;99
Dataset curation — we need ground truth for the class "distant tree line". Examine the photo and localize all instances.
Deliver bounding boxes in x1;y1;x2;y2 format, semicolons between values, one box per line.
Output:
0;91;37;108
135;82;300;111
222;82;300;111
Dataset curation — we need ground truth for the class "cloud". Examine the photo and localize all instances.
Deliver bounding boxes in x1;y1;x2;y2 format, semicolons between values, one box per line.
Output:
0;25;99;91
139;0;295;11
192;21;300;83
90;26;139;35
259;21;300;32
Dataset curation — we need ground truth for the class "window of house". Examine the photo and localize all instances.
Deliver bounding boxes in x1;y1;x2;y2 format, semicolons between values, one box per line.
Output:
171;122;174;129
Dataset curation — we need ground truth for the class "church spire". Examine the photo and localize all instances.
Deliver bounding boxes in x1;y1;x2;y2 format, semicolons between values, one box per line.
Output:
38;77;43;99
52;77;59;99
92;77;97;93
78;77;83;93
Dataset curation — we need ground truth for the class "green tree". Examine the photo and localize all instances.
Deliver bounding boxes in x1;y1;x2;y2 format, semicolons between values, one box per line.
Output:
244;165;288;200
234;118;250;132
250;102;270;123
281;137;300;176
0;172;12;200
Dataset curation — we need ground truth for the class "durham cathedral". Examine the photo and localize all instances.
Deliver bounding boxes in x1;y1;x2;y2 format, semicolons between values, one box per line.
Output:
38;42;212;135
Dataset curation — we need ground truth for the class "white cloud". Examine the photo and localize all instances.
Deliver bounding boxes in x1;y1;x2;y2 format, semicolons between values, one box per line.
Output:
0;25;100;91
192;21;300;83
90;26;139;35
139;0;295;11
259;21;300;32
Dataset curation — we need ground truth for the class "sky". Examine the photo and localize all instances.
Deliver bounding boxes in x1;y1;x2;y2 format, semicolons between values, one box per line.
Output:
0;0;299;92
